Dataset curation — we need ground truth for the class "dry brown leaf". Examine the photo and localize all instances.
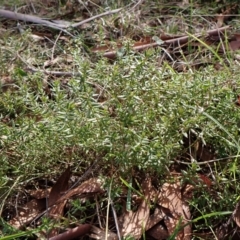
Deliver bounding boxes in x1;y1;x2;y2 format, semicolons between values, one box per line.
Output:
49;200;68;237
49;224;92;240
59;36;71;43
157;181;192;240
214;62;224;71
43;57;61;68
9;199;46;229
49;200;66;219
48;200;67;237
57;177;104;203
234;33;240;41
229;41;240;51
1;75;16;92
27;188;51;199
46;177;104;238
180;0;189;7
48;167;71;207
30;34;45;42
65;54;73;63
47;167;71;237
232;200;240;227
216;14;225;28
146;205;166;230
119;178;152;239
147;223;169;240
89;225;118;240
197;174;212;188
146;206;169;240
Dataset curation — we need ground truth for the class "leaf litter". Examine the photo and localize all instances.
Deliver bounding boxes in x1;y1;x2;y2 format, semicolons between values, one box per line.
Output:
9;167;105;239
8;168;197;239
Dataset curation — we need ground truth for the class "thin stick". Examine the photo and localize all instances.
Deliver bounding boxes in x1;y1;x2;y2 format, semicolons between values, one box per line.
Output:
25;67;81;77
130;0;145;11
0;9;69;28
110;200;121;240
99;26;230;58
174;155;240;165
70;8;122;28
51;32;62;60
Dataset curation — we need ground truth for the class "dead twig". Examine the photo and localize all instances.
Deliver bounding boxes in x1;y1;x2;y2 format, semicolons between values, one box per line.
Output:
49;224;92;240
0;7;122;31
130;0;145;11
0;9;73;37
24;67;81;77
95;26;230;59
51;32;62;60
173;155;237;165
0;4;142;35
70;8;122;28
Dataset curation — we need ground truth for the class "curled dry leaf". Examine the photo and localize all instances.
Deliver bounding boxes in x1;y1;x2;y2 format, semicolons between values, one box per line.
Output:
119;178;152;239
43;57;62;68
216;14;225;28
48;167;71;207
9;167;71;230
147;223;169;240
48;201;67;238
49;224;92;240
157;181;192;240
9;199;46;229
27;188;51;199
30;34;45;42
40;167;71;237
146;206;169;240
47;172;103;237
229;41;240;51
89;225;118;240
146;205;166;230
57;177;104;203
232;200;240;227
1;76;16;92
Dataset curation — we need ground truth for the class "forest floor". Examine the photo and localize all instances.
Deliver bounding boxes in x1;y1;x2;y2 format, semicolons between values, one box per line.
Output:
1;0;240;239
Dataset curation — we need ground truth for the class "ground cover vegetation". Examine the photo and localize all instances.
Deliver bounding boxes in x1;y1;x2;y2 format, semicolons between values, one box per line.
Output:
1;0;240;239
